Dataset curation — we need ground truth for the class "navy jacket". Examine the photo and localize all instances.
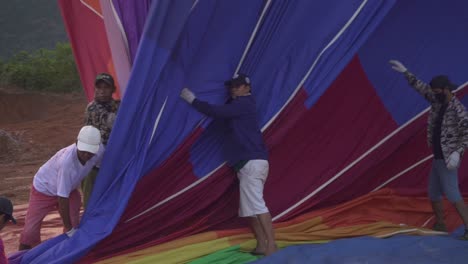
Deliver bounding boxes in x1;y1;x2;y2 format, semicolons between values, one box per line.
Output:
192;95;268;165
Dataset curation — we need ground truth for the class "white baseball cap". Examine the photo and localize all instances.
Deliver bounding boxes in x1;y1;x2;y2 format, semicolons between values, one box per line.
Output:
77;126;101;154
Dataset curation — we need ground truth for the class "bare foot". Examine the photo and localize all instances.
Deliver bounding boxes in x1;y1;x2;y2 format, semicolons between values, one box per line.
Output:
265;244;278;256
251;244;267;255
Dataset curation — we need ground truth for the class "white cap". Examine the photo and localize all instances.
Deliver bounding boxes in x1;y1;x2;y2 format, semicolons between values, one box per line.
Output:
77;126;101;154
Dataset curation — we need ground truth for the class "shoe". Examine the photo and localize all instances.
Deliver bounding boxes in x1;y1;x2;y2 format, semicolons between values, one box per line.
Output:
458;229;468;240
433;222;448;232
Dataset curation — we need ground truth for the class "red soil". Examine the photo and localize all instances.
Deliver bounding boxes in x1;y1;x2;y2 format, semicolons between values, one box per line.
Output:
0;87;87;254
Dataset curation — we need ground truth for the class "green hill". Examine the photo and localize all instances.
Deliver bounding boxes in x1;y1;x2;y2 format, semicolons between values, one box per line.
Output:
0;0;67;59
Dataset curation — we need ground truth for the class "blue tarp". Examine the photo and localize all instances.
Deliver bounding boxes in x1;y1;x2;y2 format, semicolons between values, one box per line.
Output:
254;227;468;264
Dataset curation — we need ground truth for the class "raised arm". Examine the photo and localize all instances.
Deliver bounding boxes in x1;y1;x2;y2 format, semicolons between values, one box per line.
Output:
389;60;437;103
180;88;249;119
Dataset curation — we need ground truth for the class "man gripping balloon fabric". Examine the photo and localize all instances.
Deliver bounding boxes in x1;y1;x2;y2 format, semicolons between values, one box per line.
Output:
180;74;278;256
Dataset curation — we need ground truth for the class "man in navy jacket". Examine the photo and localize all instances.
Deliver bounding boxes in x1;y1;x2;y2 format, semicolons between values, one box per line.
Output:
180;74;277;256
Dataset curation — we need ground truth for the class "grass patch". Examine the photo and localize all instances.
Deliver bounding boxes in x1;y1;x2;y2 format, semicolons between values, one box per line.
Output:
0;42;81;92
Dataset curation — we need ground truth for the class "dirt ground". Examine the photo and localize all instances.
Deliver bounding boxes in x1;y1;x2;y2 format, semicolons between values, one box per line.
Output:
0;87;87;254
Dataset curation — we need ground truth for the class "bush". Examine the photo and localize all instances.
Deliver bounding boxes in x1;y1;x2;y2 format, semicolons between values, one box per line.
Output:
0;43;82;92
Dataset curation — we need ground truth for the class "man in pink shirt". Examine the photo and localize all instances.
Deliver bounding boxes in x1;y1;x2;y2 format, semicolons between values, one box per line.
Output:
0;197;16;264
18;126;103;250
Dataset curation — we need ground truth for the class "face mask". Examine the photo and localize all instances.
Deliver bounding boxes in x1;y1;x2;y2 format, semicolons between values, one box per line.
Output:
435;93;446;103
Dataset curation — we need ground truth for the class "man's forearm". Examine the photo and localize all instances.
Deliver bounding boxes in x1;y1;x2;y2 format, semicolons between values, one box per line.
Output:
404;71;435;103
58;197;72;231
192;99;242;118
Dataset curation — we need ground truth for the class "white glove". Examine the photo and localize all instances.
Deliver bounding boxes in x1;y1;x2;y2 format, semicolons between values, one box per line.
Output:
389;60;407;73
447;151;460;170
66;227;77;238
180;88;196;104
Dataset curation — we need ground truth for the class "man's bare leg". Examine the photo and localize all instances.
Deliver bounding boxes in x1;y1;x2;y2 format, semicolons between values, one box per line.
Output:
257;212;278;256
249;216;267;254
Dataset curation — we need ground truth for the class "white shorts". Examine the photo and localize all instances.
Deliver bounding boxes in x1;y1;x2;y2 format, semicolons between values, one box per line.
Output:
237;159;269;217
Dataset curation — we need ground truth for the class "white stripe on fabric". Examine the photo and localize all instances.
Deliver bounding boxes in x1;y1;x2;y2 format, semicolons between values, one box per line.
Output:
273;83;468;221
126;163;224;222
149;96;168;144
374;228;447;238
80;0;104;19
372;154;433;192
422;216;434;228
234;0;273;75
454;81;468;93
191;0;200;12
148;0;203;140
